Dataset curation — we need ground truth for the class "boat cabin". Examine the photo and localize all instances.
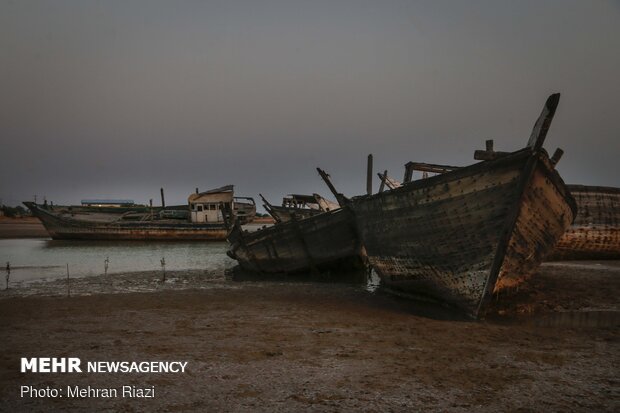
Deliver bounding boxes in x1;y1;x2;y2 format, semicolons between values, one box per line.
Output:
81;199;135;207
187;185;234;223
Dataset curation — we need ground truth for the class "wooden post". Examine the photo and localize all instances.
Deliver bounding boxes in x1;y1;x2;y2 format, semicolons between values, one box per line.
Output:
378;170;388;193
366;154;373;195
66;263;70;297
550;148;564;166
485;139;494;151
5;261;9;290
160;188;166;208
403;163;413;183
160;257;166;282
104;257;109;276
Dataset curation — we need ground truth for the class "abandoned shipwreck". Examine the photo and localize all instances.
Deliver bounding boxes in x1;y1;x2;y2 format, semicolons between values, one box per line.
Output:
24;185;255;240
549;184;620;260
348;94;576;317
259;193;339;223
228;180;364;275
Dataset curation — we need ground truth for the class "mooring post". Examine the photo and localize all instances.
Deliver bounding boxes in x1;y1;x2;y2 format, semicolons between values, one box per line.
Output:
160;188;166;208
366;154;373;195
104;257;109;276
66;263;70;297
5;261;10;290
160;257;166;282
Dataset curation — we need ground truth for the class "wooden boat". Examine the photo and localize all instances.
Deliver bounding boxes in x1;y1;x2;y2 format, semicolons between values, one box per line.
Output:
24;186;245;240
548;185;620;260
232;197;257;225
259;193;339;223
227;201;364;275
227;209;364;274
347;94;577;317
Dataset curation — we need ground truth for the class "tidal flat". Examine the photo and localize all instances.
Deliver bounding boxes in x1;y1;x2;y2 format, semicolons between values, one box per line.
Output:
0;262;618;412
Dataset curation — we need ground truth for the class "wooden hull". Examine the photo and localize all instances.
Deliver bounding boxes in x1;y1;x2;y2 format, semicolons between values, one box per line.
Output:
349;149;576;317
24;203;228;240
548;185;620;260
267;205;323;223
227;208;365;274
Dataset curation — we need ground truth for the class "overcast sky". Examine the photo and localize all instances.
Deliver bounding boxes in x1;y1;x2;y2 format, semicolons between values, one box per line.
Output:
1;0;618;209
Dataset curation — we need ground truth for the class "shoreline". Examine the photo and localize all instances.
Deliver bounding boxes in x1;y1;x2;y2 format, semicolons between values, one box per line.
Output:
0;217;48;238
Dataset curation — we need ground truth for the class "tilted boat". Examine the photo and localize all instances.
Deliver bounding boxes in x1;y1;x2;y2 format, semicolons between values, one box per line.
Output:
548;185;619;260
24;185;250;240
259;193;339;223
227;206;365;275
348;94;577;317
228;175;364;275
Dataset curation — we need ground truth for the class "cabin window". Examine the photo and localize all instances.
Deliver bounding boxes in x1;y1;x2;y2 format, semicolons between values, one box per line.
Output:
197;205;204;212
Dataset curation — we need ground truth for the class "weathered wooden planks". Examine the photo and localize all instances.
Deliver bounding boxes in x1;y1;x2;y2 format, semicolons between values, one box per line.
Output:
348;94;576;317
259;193;338;224
351;150;575;317
548;185;620;260
227;208;364;275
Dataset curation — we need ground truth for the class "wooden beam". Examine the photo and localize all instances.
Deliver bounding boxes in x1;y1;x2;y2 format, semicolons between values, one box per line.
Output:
366;154;373;195
259;194;280;223
378;172;402;190
474;150;511;161
404;162;460;175
403;164;413;183
550;148;564;166
317;168;348;206
485;139;494;151
526;93;560;151
378;170;387;193
259;193;273;209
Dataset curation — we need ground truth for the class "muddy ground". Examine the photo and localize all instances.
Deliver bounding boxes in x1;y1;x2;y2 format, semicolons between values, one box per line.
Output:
0;217;48;239
0;262;618;412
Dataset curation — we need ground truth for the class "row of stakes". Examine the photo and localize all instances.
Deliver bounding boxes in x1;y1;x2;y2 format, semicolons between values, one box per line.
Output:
5;257;169;294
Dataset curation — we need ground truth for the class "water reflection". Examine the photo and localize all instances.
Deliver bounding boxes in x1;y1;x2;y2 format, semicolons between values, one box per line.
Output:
0;238;231;283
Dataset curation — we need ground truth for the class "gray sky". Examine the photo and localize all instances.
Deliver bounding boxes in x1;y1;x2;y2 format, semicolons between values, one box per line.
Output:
1;0;619;209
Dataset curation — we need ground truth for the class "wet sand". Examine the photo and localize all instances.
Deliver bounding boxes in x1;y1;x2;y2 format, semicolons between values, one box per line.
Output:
0;217;48;239
0;264;618;412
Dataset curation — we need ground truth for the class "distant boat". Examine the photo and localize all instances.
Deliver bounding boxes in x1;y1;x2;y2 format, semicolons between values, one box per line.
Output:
24;185;254;240
548;184;620;260
348;94;577;317
259;193;339;223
